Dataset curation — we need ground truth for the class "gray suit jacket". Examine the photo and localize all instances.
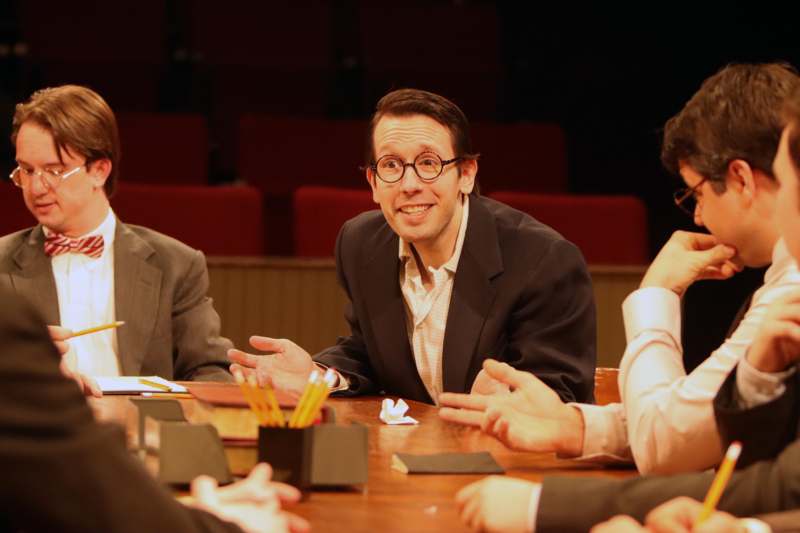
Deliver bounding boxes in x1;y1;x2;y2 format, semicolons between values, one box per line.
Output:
0;220;232;381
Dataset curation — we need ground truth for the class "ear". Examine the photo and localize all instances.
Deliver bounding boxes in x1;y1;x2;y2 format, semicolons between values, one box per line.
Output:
458;158;478;195
88;159;112;190
366;167;380;204
727;159;755;203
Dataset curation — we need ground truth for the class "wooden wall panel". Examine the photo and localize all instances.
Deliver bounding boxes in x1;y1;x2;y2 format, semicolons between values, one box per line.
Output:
207;258;643;368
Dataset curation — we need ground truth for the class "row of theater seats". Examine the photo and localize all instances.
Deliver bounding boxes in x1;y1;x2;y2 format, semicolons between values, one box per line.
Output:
118;114;568;193
115;114;571;255
0;183;648;265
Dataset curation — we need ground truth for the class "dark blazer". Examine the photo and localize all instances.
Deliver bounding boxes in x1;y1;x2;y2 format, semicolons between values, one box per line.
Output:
0;220;232;381
0;288;243;532
314;195;596;404
536;365;800;533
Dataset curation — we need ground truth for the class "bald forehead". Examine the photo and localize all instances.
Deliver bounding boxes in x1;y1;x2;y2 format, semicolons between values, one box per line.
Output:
372;114;455;158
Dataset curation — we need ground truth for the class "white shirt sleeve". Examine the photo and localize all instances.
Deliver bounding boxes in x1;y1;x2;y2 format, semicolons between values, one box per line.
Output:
735;355;796;409
569;402;633;463
527;483;542;533
620;274;799;474
620;288;736;474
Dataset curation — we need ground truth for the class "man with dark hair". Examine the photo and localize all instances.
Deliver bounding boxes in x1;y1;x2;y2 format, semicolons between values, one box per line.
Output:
0;85;233;390
441;62;800;475
230;88;596;405
451;65;800;533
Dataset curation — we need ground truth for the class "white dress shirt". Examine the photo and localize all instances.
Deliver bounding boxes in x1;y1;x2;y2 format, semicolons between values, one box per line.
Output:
49;208;121;377
572;238;800;474
398;196;469;404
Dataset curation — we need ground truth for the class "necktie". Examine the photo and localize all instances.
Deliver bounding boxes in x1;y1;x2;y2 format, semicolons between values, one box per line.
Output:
44;233;104;259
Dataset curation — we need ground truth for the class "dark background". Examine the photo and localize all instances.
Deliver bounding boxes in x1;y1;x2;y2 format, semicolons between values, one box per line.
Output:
0;1;796;365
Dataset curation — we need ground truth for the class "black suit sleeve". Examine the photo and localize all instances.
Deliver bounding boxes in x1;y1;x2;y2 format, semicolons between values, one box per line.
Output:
0;291;243;533
313;221;380;395
714;364;800;468
505;238;596;403
537;438;800;533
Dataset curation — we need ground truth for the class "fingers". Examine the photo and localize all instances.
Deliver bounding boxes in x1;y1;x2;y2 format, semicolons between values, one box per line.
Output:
53;340;70;356
47;325;73;341
228;350;262;369
439;392;489;411
249;336;286;354
482;359;536;390
191;475;220;506
271;481;302;504
438;407;484;427
82;375;103;398
286;511;311;533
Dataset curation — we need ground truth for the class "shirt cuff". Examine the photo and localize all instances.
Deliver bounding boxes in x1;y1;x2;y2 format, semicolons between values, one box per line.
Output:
736;356;796;409
527;483;542;533
622;287;681;344
569;402;633;463
314;363;350;392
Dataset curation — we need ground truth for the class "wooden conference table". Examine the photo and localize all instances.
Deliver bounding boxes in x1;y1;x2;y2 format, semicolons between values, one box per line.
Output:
92;394;637;533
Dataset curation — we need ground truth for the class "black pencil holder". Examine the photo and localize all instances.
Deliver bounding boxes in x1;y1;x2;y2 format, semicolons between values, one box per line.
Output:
257;422;368;489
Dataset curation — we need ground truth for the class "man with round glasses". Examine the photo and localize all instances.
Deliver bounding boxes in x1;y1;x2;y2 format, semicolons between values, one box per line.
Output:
0;85;233;392
230;88;597;405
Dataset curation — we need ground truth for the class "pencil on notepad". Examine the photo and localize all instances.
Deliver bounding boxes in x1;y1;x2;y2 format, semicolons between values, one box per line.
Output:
68;321;125;338
696;441;742;524
138;378;172;392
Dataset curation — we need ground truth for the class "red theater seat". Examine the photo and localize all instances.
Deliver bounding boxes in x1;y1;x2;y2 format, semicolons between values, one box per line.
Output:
239;117;369;255
472;122;568;194
112;183;264;256
489;191;649;265
294;187;375;258
116;113;209;185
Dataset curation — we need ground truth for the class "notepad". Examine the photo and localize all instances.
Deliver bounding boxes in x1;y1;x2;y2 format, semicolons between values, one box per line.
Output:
391;452;505;474
95;376;188;394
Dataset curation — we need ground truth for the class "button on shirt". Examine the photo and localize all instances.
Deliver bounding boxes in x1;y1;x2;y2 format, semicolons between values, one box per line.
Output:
49;209;120;377
398;196;469;404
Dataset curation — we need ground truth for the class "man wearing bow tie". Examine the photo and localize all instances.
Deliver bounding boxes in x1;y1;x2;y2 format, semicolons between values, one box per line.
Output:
0;85;232;392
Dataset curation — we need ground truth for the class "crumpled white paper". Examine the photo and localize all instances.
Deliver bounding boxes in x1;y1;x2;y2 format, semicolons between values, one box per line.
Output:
379;398;419;425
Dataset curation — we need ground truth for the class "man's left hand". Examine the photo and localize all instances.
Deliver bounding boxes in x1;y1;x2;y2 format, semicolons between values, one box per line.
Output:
455;476;536;533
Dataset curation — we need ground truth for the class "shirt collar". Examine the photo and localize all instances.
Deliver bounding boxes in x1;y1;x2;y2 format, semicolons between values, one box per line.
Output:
398;194;470;275
765;237;793;284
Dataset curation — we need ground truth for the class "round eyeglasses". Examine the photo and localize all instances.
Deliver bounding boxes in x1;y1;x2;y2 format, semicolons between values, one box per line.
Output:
673;177;707;216
9;165;84;190
370;152;461;184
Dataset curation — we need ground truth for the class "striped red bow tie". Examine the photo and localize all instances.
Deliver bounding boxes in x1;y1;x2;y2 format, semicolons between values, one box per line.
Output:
44;234;104;259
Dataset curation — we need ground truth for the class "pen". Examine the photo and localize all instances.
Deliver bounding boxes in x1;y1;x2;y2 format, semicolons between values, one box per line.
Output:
68;321;125;338
697;441;742;524
138;377;172;392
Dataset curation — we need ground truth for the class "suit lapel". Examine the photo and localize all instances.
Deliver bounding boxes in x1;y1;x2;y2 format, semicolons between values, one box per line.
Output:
442;197;503;393
359;227;431;403
10;227;60;325
113;222;162;375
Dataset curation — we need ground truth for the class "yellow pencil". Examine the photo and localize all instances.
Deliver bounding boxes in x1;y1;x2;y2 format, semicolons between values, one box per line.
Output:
247;373;274;426
696;441;742;524
261;381;285;427
289;370;320;428
233;369;268;426
68;321;125;338
138;378;172;392
300;368;335;427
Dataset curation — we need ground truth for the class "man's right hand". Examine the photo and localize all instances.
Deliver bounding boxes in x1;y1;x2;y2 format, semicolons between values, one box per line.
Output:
228;336;315;401
49;325;102;398
640;231;741;297
439;359;585;457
